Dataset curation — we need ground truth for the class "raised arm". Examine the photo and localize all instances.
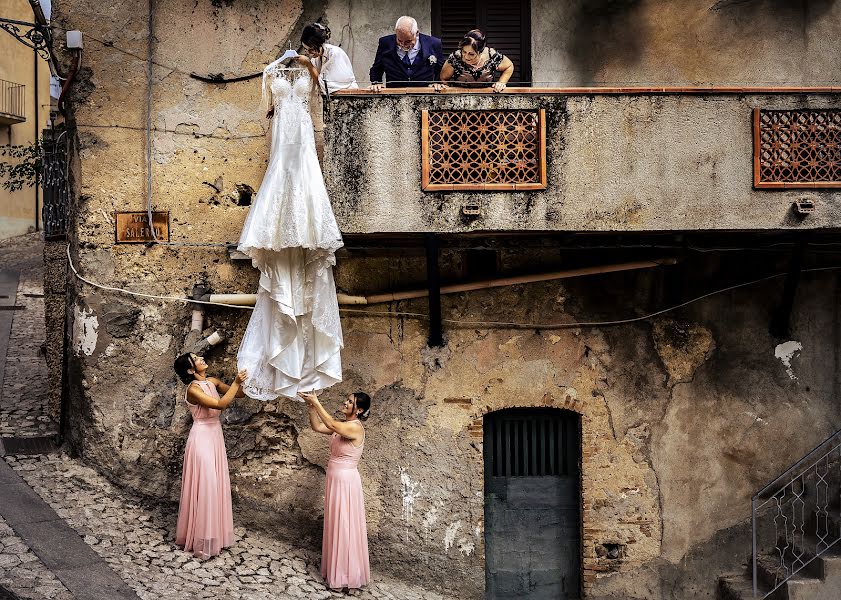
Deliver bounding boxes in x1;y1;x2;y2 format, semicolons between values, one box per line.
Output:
209;376;246;398
187;370;247;410
299;392;364;443
307;405;332;434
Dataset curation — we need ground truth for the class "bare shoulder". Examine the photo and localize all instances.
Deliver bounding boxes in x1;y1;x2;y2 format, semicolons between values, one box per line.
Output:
185;381;200;405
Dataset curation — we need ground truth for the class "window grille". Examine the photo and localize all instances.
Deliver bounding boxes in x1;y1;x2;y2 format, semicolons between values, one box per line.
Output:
421;109;547;191
41;129;69;240
484;409;578;478
753;108;841;188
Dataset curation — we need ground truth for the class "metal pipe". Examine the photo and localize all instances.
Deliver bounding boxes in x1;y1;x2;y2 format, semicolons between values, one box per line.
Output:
205;259;677;307
34;43;39;232
425;233;443;346
752;497;757;597
363;258;677;304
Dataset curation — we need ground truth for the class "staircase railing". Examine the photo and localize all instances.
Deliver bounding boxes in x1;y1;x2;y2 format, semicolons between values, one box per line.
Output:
752;429;841;597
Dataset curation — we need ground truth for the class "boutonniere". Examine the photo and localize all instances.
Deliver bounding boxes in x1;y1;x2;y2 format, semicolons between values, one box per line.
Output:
428;55;437;65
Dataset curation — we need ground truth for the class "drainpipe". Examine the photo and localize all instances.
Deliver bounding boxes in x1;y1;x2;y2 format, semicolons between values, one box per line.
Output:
203;258;677;307
185;283;225;353
34;44;39;232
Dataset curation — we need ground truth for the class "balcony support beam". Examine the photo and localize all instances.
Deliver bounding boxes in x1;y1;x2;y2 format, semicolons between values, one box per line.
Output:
770;239;807;339
425;233;444;347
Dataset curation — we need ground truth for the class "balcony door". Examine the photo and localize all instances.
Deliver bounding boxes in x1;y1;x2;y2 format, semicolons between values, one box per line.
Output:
431;0;531;84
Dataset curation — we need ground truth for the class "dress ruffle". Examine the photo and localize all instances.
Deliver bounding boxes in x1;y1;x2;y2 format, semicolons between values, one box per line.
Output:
237;66;344;401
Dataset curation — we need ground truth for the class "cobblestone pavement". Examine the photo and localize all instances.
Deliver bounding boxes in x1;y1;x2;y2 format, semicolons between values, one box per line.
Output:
0;516;73;600
0;235;458;600
0;233;52;438
5;454;456;600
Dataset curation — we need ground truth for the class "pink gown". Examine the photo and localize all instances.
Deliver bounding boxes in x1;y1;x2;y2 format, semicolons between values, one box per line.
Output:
175;379;234;559
322;431;370;589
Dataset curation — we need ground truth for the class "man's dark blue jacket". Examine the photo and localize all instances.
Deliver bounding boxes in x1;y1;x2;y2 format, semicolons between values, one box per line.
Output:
369;33;445;87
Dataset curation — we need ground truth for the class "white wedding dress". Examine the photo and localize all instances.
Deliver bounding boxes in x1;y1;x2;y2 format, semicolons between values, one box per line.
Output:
237;61;344;401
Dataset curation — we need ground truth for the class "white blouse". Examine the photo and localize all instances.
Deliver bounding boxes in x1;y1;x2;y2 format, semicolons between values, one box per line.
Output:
313;43;358;94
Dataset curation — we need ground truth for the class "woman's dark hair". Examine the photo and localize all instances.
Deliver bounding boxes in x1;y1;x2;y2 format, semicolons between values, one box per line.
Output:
301;22;331;50
459;29;486;54
353;391;372;421
174;353;197;384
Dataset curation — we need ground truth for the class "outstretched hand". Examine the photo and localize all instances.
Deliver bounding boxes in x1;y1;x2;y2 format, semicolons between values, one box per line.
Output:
235;369;248;384
297;391;318;405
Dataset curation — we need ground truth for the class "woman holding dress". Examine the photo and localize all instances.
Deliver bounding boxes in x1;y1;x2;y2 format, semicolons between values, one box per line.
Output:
299;390;371;593
298;22;359;94
173;353;246;559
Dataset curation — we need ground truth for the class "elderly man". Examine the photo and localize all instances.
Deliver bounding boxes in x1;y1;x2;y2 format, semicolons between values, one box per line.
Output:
369;16;444;89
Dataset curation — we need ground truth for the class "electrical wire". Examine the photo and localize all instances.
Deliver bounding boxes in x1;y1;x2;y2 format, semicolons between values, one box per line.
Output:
46;23;841;88
65;244;841;330
66;244;252;310
76;122;265;140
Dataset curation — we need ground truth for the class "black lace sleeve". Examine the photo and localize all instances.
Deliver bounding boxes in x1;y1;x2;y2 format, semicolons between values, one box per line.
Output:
446;51;464;79
487;48;504;73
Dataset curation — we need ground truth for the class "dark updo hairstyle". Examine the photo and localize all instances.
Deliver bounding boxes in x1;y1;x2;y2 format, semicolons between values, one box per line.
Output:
174;353;197;384
353;391;372;421
460;29;486;54
301;22;331;51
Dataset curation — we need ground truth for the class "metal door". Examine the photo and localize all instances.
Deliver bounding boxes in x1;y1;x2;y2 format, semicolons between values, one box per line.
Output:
484;408;581;599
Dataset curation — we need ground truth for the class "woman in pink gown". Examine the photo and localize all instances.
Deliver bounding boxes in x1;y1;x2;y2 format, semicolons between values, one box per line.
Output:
299;390;371;592
173;353;247;559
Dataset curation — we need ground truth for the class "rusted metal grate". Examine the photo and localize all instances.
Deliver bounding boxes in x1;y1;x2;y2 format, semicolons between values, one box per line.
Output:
422;109;547;191
754;108;841;188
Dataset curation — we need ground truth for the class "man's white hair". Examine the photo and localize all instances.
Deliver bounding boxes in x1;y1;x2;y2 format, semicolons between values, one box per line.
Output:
395;16;418;34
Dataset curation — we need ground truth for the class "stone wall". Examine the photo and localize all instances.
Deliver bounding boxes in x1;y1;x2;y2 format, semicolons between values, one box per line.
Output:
530;0;841;86
320;0;841;87
53;0;841;598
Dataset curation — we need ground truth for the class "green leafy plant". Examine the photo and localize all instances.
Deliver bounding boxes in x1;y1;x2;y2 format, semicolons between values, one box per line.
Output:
0;140;41;192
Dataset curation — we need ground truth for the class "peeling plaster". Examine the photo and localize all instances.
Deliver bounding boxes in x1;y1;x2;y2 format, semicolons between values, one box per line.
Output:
400;467;421;524
774;340;803;380
458;538;475;556
422;505;440;531
72;306;98;356
444;521;462;552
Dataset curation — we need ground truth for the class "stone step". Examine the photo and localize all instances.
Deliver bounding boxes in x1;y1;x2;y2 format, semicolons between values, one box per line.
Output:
718;573;759;600
720;551;841;600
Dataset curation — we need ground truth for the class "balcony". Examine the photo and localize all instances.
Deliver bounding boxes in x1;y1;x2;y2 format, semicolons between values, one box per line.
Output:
323;87;841;234
0;79;26;125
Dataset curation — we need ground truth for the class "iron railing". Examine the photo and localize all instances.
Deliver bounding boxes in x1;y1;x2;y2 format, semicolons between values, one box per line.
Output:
752;429;841;597
0;79;25;122
41;128;69;240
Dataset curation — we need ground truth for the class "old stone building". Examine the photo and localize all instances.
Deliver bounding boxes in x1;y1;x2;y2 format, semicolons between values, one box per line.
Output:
46;0;841;598
0;0;52;239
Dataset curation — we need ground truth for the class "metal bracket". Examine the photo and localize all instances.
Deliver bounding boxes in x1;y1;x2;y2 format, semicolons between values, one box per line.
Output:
0;18;53;62
792;198;815;217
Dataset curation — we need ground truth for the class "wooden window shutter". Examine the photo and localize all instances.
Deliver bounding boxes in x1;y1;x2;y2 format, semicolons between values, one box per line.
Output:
432;0;532;84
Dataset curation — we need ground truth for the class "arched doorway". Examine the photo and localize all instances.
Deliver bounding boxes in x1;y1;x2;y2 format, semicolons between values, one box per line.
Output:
483;408;581;599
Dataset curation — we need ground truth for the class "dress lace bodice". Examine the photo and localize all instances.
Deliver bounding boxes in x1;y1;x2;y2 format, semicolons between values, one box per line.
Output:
263;65;314;111
236;59;344;401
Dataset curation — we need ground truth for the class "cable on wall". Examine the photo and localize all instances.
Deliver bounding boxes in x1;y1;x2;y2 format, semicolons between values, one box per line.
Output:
65;244;841;331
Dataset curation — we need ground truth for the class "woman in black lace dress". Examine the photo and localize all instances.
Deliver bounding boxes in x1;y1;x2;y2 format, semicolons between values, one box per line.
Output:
437;29;514;92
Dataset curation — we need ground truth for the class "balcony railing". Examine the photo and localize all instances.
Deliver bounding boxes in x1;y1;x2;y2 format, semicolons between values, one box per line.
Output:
0;79;25;125
324;86;841;235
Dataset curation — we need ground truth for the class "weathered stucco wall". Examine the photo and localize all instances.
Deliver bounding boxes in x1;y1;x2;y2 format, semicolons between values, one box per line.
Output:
322;0;432;87
55;0;841;598
324;92;841;234
530;0;841;86
315;0;840;88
